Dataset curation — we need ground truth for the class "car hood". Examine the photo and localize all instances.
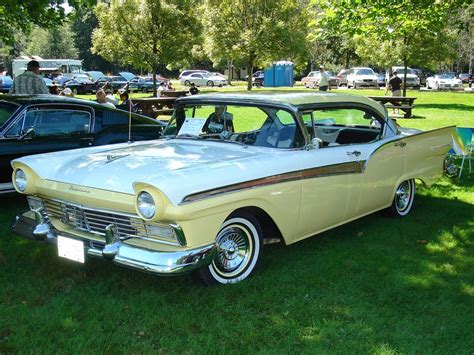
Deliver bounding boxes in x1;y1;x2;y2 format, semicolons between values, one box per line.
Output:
13;139;297;205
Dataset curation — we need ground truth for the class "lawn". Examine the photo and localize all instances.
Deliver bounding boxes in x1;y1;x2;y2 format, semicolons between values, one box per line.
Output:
0;87;473;353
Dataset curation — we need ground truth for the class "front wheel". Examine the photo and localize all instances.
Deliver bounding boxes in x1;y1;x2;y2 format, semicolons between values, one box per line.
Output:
142;87;148;93
207;80;214;87
197;212;263;285
386;179;415;217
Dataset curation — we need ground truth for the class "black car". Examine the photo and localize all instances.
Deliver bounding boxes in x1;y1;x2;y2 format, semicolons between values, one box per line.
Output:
95;76;133;93
0;95;165;194
63;76;98;95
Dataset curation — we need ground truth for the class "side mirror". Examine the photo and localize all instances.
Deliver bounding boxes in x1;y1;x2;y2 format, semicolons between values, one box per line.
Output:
310;137;322;150
19;127;35;140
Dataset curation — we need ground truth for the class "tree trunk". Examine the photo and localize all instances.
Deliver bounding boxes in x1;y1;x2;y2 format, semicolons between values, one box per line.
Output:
247;65;253;91
227;59;233;85
152;66;158;97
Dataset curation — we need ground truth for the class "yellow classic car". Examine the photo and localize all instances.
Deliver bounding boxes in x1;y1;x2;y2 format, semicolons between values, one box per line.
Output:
11;93;453;285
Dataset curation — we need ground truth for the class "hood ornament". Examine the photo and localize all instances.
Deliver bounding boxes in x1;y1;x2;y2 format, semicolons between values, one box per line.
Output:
105;154;130;163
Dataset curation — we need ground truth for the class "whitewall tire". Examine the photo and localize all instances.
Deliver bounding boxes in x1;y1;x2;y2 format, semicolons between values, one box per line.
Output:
197;212;263;285
386;179;415;217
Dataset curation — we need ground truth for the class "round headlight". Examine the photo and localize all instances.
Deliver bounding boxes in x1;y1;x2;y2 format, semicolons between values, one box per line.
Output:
137;192;156;219
14;169;28;192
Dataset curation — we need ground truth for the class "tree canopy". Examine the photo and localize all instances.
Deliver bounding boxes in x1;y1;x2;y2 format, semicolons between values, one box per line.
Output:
203;0;310;90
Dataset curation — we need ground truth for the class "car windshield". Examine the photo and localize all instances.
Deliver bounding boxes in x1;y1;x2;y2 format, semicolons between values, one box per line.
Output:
438;73;456;79
355;69;375;75
393;68;415;75
162;104;305;149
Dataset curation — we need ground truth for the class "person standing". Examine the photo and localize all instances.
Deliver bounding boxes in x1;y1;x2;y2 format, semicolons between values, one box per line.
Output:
318;66;331;92
9;60;49;95
385;70;402;96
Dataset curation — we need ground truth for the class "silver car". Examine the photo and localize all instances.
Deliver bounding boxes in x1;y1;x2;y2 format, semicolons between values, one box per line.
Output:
180;72;228;87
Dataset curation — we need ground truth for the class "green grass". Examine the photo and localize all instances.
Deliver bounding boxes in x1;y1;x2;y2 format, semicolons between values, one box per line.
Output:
1;88;473;353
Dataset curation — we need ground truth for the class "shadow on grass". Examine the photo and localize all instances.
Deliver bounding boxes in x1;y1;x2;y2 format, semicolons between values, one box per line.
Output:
416;103;474;111
1;190;473;352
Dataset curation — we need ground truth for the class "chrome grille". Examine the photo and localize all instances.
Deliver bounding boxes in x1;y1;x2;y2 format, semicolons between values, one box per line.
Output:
43;198;179;245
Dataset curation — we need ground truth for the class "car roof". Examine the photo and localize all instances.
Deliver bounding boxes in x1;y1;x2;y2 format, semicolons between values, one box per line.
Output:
176;92;386;115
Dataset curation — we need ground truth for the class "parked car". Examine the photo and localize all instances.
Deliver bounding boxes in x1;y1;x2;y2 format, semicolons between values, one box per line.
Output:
387;67;420;89
346;67;379;89
252;71;264;87
178;70;209;79
0;75;13;93
245;70;263;81
180;72;228;87
336;69;349;86
301;71;339;89
376;72;386;87
129;76;165;93
412;68;429;86
63;74;98;95
95;76;136;93
426;72;464;90
10;92;453;285
0;95;165;194
458;73;473;84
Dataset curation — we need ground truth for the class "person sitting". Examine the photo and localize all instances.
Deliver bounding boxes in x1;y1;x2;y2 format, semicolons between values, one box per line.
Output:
189;82;199;95
59;88;74;97
203;105;234;137
96;89;116;108
116;89;137;112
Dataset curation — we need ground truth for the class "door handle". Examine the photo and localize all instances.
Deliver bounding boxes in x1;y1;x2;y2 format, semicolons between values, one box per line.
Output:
394;141;406;147
347;150;361;157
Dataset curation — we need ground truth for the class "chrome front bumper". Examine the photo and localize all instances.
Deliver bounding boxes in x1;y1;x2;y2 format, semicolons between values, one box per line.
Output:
11;210;216;276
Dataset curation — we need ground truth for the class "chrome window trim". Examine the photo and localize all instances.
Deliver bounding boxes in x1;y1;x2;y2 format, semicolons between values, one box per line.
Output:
1;103;96;139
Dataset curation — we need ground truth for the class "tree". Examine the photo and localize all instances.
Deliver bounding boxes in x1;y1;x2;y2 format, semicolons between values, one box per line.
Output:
203;0;310;90
71;7;116;72
314;0;471;95
22;23;78;59
0;0;96;45
92;0;202;96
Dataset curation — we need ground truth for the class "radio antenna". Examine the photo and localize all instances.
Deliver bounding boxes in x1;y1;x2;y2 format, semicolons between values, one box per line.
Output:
128;85;132;143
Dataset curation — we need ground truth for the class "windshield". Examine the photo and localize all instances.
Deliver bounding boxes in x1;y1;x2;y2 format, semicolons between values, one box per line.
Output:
438;73;455;79
163;104;305;149
355;69;375;76
393;67;414;75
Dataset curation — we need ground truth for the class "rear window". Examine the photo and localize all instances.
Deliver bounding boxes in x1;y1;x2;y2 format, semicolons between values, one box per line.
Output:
0;102;18;127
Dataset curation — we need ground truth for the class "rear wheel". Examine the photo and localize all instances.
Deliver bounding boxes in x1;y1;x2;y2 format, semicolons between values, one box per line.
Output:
207;80;214;87
184;80;191;87
197;212;263;285
72;88;78;95
386;179;415;217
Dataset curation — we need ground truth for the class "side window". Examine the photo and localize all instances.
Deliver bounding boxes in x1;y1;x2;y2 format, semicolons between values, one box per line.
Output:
8;109;91;137
102;110;130;127
311;108;382;146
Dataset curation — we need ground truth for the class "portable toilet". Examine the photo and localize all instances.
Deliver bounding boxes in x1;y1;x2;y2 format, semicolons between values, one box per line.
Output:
263;61;294;87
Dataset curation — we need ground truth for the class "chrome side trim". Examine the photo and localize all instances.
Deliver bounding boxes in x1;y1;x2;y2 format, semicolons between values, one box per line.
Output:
181;160;365;204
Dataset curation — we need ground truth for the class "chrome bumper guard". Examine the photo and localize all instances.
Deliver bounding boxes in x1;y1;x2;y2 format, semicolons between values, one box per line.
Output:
11;210;216;276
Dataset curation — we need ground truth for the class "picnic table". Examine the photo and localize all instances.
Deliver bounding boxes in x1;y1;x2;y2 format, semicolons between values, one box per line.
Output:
368;96;417;118
160;90;188;98
133;97;176;118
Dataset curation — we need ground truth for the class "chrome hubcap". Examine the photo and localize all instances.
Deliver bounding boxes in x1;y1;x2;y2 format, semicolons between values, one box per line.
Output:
396;181;411;212
215;226;251;274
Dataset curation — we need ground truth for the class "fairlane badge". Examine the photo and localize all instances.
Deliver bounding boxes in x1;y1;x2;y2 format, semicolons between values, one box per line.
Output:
69;186;91;194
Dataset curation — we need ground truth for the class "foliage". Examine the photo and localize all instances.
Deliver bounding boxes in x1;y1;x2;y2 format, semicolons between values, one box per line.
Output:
92;0;202;95
71;7;116;72
313;0;472;94
203;0;310;90
0;0;96;45
22;23;78;59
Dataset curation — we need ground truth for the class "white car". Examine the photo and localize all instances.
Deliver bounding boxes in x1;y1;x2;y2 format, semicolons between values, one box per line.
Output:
346;67;379;89
11;93;453;285
180;72;228;87
426;73;463;90
387;67;420;89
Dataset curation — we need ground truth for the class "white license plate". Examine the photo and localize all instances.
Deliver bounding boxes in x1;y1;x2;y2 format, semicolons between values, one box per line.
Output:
57;236;85;263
